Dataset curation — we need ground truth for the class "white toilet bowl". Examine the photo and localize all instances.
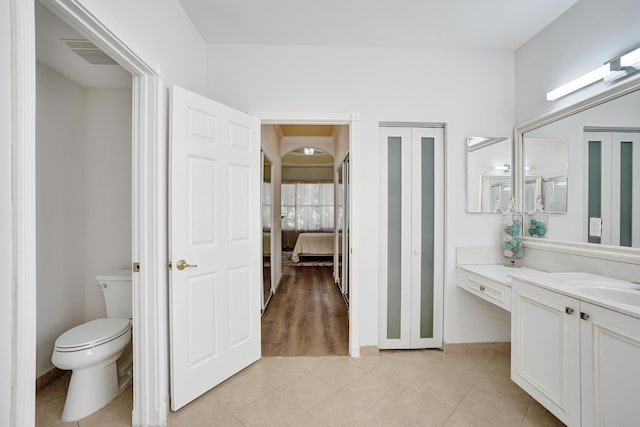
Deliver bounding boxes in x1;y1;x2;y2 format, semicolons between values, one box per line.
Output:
52;317;131;421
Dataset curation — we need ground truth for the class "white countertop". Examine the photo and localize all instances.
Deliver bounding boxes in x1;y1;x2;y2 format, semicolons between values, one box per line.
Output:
458;264;640;319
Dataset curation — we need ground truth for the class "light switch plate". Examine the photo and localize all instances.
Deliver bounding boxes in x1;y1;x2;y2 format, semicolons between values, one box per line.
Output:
589;217;602;237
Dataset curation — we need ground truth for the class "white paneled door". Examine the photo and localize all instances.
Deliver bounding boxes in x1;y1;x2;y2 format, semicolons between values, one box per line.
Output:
169;86;261;410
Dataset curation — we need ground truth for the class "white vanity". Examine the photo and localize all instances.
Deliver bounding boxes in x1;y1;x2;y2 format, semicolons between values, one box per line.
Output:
457;264;640;427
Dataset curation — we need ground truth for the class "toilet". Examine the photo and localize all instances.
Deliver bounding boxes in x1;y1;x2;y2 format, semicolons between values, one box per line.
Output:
52;270;133;421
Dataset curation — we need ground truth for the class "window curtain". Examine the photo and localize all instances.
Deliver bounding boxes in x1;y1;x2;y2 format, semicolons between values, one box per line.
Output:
281;182;334;232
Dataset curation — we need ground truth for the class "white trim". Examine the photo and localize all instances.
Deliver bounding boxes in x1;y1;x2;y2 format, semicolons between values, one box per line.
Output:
256;112;361;357
14;1;167;425
523;238;640;265
11;1;36;425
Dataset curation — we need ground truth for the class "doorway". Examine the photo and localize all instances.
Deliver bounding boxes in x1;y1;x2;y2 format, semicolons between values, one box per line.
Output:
258;118;358;357
12;1;166;425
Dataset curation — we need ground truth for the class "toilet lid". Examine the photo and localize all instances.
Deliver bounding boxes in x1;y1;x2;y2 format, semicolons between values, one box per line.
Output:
55;318;130;351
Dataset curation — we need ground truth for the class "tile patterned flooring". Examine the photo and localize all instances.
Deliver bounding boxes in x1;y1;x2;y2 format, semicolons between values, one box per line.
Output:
36;349;565;426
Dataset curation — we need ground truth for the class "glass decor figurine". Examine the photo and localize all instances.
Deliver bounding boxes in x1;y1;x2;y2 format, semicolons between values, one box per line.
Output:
527;198;549;238
502;198;523;266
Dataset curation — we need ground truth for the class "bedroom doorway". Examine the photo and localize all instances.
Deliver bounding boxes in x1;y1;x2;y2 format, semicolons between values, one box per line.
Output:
260;122;351;356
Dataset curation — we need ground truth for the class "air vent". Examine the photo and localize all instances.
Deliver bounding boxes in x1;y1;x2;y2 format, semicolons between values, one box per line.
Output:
62;38;117;65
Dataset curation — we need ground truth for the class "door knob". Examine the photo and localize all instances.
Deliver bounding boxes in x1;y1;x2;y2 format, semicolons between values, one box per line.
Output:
176;259;198;271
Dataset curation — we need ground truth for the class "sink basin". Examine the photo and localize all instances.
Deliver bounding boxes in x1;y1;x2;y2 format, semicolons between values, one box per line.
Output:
575;286;640;307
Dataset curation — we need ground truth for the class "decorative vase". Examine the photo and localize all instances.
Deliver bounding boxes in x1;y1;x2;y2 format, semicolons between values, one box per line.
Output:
527;198;549;238
502;199;523;267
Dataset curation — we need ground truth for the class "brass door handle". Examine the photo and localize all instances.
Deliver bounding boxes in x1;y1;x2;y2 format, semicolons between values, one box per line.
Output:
176;259;198;271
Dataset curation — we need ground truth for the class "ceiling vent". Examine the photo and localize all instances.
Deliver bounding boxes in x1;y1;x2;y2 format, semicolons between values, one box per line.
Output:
62;38;117;65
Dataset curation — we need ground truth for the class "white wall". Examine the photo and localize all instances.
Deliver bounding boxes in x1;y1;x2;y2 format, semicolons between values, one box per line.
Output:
79;0;207;92
208;44;516;344
36;62;87;376
82;88;132;320
0;1;12;419
515;0;640;122
35;64;132;376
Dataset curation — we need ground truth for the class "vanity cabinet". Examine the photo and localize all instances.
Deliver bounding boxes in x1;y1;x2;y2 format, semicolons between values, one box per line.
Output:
511;280;580;426
580;302;640;426
512;280;640;427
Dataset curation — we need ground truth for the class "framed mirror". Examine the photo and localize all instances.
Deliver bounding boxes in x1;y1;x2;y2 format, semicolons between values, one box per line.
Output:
466;136;512;213
515;79;640;248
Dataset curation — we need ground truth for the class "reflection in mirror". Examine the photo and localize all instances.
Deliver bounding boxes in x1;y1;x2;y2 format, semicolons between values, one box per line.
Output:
466;137;512;213
262;153;273;311
522;138;568;213
519;87;640;247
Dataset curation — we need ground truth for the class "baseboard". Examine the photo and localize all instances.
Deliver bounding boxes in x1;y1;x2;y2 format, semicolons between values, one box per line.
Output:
359;345;380;356
36;367;66;392
443;342;510;355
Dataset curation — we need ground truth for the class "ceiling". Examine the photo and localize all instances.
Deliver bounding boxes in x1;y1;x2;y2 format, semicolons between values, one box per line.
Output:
179;0;578;50
279;125;336;137
282;148;334;167
35;2;131;89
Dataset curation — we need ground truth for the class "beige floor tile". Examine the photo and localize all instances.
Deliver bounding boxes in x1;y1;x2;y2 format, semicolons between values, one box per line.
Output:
288;413;330;427
433;357;487;385
444;409;494;427
377;387;456;427
485;354;511;377
246;357;307;389
279;356;338;373
209;373;273;412
410;370;472;407
341;372;407;409
473;370;529;400
309;393;381;427
523;399;566;427
365;411;415;427
77;386;133;427
369;358;428;387
458;387;530;427
168;392;243;427
36;374;70;405
233;394;305;427
278;372;340;410
308;357;368;388
35;396;71;427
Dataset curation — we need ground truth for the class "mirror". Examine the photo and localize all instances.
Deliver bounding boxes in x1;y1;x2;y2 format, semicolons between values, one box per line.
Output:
261;152;273;311
522;137;569;213
518;86;640;247
466;136;512;213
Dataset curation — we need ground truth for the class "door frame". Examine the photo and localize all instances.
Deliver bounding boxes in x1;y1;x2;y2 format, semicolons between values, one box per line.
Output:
257;113;361;356
11;0;167;425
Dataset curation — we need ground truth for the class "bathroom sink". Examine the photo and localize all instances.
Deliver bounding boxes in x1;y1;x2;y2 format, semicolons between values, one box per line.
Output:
575;286;640;307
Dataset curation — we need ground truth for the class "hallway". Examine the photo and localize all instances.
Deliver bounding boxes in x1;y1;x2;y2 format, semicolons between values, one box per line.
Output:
261;266;348;356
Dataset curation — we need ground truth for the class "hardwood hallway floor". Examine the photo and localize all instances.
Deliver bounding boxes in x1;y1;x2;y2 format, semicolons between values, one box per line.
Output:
261;265;349;356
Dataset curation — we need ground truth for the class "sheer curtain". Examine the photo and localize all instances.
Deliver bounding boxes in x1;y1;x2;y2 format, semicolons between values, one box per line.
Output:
281;182;334;232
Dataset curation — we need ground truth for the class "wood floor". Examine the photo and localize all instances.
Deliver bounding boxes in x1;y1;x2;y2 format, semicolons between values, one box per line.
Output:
261;265;349;356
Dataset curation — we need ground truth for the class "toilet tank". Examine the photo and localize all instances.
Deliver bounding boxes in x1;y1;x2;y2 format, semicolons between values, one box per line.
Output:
96;269;132;319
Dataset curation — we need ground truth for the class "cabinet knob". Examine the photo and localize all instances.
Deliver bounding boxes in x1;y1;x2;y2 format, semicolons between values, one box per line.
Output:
565;307;574;315
580;312;590;321
479;285;485;292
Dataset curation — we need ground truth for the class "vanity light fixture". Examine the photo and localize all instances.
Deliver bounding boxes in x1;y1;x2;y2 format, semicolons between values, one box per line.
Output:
546;44;640;101
303;147;315;155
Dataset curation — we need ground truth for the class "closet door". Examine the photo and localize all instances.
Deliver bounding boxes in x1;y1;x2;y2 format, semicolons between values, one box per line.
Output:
379;126;444;349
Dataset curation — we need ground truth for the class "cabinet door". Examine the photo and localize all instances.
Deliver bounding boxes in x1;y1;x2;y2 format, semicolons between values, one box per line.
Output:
511;280;580;426
580;302;640;427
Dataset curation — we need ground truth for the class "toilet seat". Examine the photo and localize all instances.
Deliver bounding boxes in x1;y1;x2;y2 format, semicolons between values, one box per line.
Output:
55;318;130;352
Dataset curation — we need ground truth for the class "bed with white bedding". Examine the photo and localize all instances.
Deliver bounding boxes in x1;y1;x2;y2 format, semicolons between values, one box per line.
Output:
291;232;337;262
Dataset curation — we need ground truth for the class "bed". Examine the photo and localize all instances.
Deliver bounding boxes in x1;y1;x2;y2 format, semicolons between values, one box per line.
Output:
291;232;340;262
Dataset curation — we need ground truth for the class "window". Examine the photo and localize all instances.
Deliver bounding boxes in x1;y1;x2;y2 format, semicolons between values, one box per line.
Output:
281;182;334;232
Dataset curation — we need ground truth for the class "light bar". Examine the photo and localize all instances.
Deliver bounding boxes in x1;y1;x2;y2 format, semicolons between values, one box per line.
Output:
546;65;612;101
621;46;640;67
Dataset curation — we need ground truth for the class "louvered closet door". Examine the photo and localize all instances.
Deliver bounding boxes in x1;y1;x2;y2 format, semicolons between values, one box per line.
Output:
379;126;444;349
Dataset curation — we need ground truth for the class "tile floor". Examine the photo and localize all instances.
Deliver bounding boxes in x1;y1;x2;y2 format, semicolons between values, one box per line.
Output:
36;349;565;427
